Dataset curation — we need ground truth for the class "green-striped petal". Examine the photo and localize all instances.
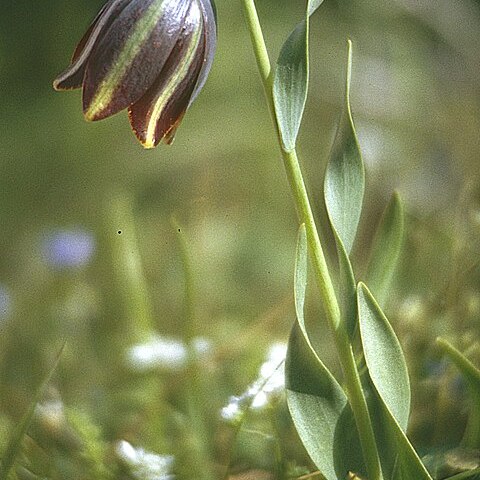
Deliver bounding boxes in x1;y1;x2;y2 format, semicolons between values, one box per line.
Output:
53;0;131;91
128;0;205;147
82;0;190;121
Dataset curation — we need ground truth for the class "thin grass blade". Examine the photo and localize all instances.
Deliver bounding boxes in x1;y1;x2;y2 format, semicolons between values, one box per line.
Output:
0;343;65;479
437;338;480;449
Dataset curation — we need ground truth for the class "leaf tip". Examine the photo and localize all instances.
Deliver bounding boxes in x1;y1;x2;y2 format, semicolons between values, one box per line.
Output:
357;281;367;294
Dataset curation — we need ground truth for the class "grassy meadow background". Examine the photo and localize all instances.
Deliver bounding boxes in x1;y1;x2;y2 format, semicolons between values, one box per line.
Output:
0;0;480;477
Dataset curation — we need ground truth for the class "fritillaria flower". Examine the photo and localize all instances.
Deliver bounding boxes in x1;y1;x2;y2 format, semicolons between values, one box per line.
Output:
53;0;216;148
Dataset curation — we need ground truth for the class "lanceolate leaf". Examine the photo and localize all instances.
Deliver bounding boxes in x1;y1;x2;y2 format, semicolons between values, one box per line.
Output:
0;344;65;479
357;283;410;430
286;225;365;480
273;21;307;152
324;40;364;255
437;338;480;449
358;284;431;479
366;191;405;307
273;0;325;152
367;382;433;480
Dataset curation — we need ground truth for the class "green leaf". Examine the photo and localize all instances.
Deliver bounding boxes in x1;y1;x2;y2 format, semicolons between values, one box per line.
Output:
324;40;364;255
366;192;405;307
437;338;480;449
0;344;65;479
273;0;325;152
436;338;480;398
367;383;432;480
273;20;308;152
358;285;431;479
286;225;365;480
357;283;410;430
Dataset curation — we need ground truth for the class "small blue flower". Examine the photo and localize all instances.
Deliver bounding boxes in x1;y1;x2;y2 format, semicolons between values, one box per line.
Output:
42;228;95;269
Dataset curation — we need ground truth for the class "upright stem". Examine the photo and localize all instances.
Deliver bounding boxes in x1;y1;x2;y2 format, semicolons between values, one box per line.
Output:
241;1;383;479
171;221;215;480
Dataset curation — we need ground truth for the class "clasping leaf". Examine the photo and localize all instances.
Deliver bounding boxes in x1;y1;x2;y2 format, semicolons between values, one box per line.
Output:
286;225;365;480
273;0;325;151
358;284;432;479
324;41;363;337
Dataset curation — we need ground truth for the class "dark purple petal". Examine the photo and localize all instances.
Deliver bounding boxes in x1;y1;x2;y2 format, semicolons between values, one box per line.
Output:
128;1;206;147
53;0;131;91
82;0;191;121
189;0;217;105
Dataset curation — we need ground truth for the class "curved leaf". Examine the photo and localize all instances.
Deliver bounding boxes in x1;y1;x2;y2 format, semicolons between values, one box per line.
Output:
366;191;405;307
286;225;365;480
358;284;430;479
366;380;432;480
324;40;364;255
437;338;480;395
273;20;308;152
437;338;480;449
273;0;325;152
357;283;410;430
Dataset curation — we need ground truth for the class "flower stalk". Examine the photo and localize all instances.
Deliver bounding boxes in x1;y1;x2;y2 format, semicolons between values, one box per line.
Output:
241;1;383;478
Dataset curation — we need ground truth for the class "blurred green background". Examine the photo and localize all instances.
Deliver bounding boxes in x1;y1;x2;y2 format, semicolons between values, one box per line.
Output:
1;0;480;478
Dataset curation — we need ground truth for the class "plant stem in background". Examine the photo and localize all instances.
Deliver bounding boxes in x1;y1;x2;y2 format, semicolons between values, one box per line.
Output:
172;218;196;344
173;220;215;480
105;190;156;342
241;1;382;478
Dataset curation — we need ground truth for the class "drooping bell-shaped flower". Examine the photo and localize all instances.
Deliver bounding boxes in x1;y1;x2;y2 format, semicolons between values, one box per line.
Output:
53;0;216;148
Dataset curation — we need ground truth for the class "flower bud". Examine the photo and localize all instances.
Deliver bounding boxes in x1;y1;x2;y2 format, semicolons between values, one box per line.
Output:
54;0;216;148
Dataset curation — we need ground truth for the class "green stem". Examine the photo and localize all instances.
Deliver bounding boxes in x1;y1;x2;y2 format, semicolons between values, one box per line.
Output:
106;190;155;341
241;2;382;479
172;217;196;344
173;220;214;480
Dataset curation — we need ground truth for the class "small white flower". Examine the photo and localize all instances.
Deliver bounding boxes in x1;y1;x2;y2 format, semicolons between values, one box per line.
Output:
116;440;175;480
126;335;212;372
220;397;243;422
221;342;287;422
258;343;287;395
250;391;268;409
